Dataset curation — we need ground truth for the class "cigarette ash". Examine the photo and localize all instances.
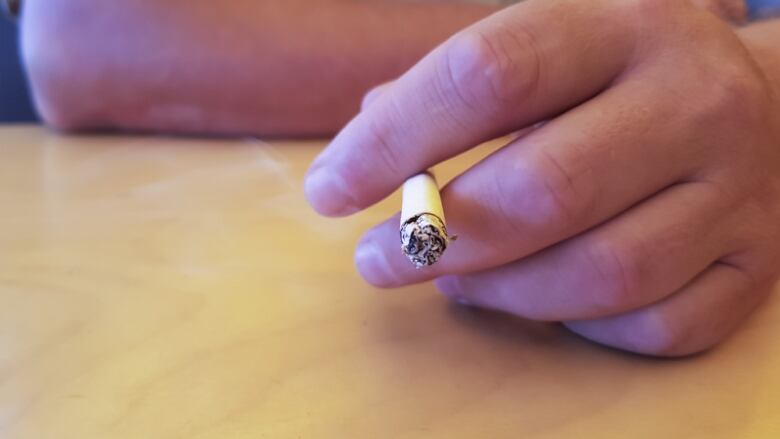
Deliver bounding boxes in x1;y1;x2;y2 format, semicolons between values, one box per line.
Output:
400;213;451;268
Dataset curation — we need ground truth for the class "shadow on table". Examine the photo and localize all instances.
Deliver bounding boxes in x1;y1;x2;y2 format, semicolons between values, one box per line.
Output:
360;289;773;437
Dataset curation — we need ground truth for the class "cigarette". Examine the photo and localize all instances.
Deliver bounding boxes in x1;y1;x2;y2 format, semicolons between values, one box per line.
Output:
400;171;453;268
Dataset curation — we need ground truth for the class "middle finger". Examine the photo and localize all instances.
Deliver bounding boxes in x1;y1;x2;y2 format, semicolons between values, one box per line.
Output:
356;76;708;287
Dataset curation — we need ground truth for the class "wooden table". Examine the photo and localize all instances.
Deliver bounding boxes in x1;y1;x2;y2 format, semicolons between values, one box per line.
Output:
1;125;779;438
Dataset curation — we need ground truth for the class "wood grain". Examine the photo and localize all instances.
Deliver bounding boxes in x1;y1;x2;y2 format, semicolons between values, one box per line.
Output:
0;125;778;438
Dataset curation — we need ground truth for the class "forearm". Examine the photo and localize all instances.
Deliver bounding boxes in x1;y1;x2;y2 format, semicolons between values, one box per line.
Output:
21;0;496;136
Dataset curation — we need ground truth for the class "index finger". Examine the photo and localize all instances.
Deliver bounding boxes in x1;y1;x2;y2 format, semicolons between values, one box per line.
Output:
305;0;637;216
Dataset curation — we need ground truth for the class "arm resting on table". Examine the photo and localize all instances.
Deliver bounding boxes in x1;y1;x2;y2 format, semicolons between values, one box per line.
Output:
20;0;496;136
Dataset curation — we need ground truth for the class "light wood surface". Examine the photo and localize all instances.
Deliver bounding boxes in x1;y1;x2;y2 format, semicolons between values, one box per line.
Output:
1;124;779;438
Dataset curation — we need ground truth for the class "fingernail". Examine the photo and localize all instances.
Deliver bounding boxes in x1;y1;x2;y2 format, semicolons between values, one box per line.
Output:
304;167;360;216
355;240;394;287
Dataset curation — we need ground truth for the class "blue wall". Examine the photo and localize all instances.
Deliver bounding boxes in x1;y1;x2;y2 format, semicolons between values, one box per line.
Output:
0;18;37;122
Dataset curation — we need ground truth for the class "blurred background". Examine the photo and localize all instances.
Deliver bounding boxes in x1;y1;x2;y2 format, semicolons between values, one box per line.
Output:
0;17;37;122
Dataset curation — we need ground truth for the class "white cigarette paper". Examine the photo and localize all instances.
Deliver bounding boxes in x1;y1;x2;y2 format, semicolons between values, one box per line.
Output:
400;172;452;268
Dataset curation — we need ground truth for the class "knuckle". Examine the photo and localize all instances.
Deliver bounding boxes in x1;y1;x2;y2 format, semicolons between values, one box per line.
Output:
489;149;583;234
525;150;583;228
714;70;766;114
697;67;771;129
356;114;404;184
489;183;518;236
581;239;642;312
490;168;528;237
360;84;386;111
444;26;541;109
723;254;776;294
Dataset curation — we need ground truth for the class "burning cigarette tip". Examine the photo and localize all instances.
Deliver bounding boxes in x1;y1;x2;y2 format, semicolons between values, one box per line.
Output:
399;172;452;268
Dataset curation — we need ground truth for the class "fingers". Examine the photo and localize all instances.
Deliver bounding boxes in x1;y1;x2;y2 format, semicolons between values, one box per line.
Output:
432;180;731;320
305;0;637;216
563;262;773;357
356;75;705;286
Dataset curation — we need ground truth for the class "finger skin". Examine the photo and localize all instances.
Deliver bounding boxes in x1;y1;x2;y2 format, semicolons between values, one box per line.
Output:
360;81;394;111
353;0;773;286
354;74;708;287
432;180;734;321
564;262;775;357
305;0;637;216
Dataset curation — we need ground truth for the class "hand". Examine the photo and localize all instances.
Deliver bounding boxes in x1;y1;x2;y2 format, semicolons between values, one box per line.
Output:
304;0;780;356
